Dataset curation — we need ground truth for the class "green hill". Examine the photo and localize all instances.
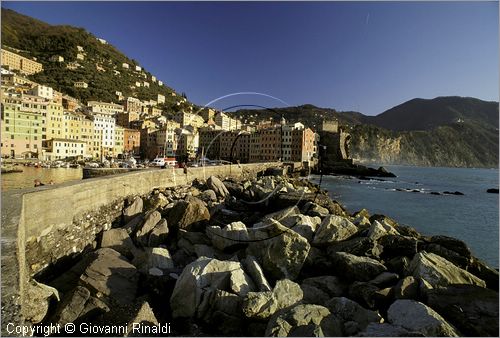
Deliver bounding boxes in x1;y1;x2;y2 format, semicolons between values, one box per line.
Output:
370;96;499;131
1;8;192;110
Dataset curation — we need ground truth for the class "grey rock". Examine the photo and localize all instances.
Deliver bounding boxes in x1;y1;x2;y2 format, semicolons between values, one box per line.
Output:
426;284;498;337
247;219;310;280
147;192;169;210
393;276;419;300
166;196;210;230
265;304;342;337
313;215;358;245
146;247;174;270
200;189;217;202
325;297;382;335
387;299;460;336
379;235;418;258
206;221;249;251
367;220;399;241
468;257;499;290
369;272;399;287
242;279;303;319
51;286;90;325
409;251;486;288
24;281;60;324
101;228;137;259
242;255;272;291
429;235;472;259
135;210;162;245
147;218;169;247
301;276;346;298
193;244;216;258
301;284;330;306
125;301;159;337
280;214;321;242
327;237;382;258
303;201;330;218
263;206;301;223
207;176;230;198
329;252;387;282
123;197;143;222
170;257;255;318
79;248;138;305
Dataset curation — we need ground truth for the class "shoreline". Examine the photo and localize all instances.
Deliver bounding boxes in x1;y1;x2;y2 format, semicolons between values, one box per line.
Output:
19;169;498;337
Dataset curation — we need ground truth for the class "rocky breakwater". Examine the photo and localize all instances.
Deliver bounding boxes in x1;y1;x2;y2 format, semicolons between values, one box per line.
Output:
27;171;498;337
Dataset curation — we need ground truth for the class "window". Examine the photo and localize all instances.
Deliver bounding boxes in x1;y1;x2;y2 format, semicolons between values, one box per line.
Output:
26;144;29;149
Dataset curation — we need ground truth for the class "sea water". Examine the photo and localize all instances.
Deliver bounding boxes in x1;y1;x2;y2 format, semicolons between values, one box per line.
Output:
311;165;499;268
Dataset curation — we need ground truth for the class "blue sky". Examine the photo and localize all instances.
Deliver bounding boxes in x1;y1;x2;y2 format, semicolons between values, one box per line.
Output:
2;1;498;115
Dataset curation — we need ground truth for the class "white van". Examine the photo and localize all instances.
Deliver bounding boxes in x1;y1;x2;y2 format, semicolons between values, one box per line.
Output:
151;157;177;167
151;157;166;167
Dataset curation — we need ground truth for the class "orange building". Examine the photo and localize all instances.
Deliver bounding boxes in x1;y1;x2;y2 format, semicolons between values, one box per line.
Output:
123;128;141;155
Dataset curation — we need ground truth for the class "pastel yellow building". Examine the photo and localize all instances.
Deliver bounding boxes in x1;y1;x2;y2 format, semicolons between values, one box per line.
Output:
1;49;43;75
114;125;124;157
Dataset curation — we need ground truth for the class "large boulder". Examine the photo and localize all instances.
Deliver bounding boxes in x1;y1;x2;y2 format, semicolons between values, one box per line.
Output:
207;176;229;198
126;301;159;337
426;284;499;337
206;221;249;251
101;228;137;259
197;289;244;335
242;279;303;319
51;286;109;325
393;276;419;300
263;206;301;223
367;220;399;241
429;235;472;259
242;255;272;291
280;214;321;242
146;247;174;271
378;235;418;258
123;197;143;223
467;257;499;291
170;257;255;318
387;299;460;336
134;210;162;245
313;215;358;246
302;201;329;218
246;219;310;280
23;281;60;324
166;196;210;230
301;276;346;298
329;252;387;282
325;297;382;336
409;251;486;288
79;248;139;305
147;219;169;247
265;304;342;337
327;237;382;258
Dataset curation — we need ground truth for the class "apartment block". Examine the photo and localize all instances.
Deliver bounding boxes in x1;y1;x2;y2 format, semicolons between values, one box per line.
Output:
1;49;43;75
123;128;141;155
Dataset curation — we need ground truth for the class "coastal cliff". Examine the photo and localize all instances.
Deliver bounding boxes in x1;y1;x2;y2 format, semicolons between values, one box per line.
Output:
20;171;498;337
350;122;499;168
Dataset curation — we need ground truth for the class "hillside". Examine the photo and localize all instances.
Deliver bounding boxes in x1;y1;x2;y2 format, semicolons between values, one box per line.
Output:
1;8;192;110
370;96;499;131
229;97;499;168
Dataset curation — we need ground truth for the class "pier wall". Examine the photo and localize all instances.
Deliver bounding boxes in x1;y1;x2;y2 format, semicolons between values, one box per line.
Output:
1;162;278;331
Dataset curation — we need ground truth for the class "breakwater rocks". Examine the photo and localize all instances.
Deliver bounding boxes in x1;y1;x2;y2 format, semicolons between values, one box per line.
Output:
28;173;498;337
